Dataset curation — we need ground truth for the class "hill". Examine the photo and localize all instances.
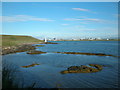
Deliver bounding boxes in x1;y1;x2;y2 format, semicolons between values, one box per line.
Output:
0;35;43;47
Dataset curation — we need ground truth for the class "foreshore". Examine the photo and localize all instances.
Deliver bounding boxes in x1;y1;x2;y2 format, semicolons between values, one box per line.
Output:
0;43;36;55
0;42;58;55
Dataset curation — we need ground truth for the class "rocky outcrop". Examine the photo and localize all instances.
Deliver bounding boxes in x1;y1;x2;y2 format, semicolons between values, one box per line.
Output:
89;64;103;70
1;44;36;55
60;64;104;74
40;42;58;44
35;45;45;47
55;52;119;57
27;50;46;54
21;63;40;68
15;45;36;52
1;46;17;55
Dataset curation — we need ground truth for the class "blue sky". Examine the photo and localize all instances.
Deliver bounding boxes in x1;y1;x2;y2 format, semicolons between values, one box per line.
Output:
1;2;118;39
2;0;120;2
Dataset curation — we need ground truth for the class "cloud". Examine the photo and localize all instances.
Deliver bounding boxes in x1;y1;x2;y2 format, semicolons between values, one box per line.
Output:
75;27;97;31
0;15;55;22
61;24;69;26
82;18;102;22
82;29;96;31
64;18;103;22
72;8;89;12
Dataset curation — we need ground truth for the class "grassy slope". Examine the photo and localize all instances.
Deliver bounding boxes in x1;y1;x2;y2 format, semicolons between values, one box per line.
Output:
1;35;43;47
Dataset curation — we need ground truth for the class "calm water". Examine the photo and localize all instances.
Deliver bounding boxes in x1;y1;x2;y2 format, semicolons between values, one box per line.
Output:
3;41;119;88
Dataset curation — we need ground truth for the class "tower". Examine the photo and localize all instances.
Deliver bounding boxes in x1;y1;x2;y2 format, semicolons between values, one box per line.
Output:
44;38;47;42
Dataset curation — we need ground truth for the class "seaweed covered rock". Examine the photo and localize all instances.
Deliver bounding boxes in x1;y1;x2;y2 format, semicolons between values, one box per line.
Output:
27;50;46;54
55;52;118;57
40;42;58;44
35;45;45;47
60;64;103;74
1;46;17;55
1;44;36;55
16;45;36;52
89;64;103;70
21;63;40;68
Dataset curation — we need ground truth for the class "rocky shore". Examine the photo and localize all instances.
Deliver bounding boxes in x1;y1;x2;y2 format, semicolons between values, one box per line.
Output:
0;41;58;55
61;64;104;74
0;44;36;55
40;42;58;44
27;50;46;54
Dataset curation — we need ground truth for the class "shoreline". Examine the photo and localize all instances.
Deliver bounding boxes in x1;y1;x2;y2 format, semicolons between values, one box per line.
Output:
1;40;118;55
0;42;58;55
0;44;36;55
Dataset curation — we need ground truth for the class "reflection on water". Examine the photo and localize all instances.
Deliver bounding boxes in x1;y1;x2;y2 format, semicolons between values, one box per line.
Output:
3;41;118;88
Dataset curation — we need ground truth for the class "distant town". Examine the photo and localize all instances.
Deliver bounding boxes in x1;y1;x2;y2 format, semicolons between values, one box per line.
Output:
41;37;119;41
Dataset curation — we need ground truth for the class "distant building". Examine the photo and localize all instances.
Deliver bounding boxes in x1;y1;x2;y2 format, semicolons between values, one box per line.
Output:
53;38;57;41
44;38;47;42
97;37;101;40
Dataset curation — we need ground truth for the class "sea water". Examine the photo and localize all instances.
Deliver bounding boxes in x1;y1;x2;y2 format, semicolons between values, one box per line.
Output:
2;41;119;88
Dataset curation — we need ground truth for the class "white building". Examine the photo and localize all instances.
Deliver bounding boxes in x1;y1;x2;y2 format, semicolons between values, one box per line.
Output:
44;38;47;42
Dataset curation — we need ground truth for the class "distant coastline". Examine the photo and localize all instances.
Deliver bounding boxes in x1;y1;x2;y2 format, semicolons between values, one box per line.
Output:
51;39;120;41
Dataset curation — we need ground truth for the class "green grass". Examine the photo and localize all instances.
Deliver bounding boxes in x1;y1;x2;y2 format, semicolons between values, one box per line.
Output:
1;35;43;47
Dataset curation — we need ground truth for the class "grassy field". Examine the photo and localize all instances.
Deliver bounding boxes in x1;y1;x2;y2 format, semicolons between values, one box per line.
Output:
0;35;43;47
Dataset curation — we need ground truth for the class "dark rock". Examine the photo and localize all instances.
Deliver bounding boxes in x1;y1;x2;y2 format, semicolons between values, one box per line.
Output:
27;50;46;54
60;64;104;74
40;42;58;44
16;45;36;52
89;64;103;70
35;45;45;47
1;46;17;55
68;66;79;71
1;44;36;55
55;52;118;57
21;63;40;68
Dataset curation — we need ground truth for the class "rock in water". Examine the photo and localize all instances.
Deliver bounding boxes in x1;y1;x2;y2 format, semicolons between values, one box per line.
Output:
27;50;46;54
21;63;40;68
61;64;103;74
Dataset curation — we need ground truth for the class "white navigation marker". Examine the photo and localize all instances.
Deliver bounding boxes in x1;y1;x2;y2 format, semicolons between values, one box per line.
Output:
45;38;47;42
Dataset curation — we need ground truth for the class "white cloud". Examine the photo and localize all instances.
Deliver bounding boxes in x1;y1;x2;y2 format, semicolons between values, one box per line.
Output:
82;29;96;31
79;22;88;24
72;8;89;12
0;15;55;22
72;8;97;14
75;27;96;31
82;18;102;22
61;24;69;26
64;18;103;22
